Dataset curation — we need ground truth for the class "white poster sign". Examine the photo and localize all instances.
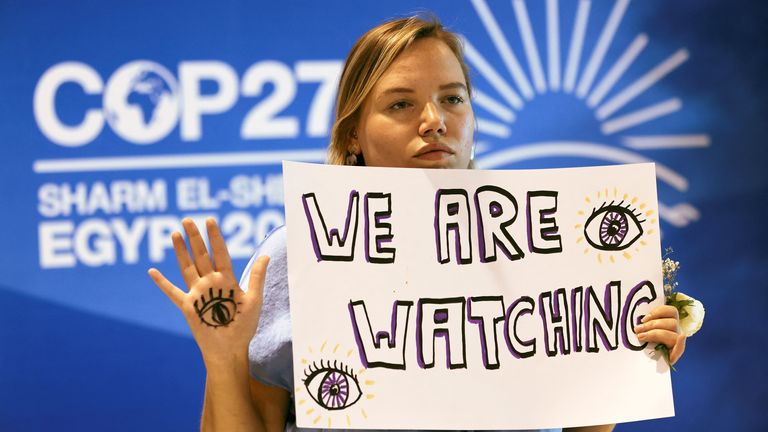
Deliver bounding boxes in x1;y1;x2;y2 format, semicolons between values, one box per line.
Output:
283;161;673;430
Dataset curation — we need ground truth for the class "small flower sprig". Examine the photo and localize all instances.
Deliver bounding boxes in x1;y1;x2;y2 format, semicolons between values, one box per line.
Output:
655;247;705;368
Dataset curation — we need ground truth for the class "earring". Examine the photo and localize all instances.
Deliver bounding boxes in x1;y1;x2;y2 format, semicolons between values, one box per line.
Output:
346;152;359;166
346;141;361;165
346;129;362;165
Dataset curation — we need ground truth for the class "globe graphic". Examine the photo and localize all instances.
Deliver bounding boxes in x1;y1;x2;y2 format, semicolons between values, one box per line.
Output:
126;72;172;125
103;61;179;144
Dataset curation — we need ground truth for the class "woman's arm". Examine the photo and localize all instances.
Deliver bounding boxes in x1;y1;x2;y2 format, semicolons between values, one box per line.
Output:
564;305;686;432
200;365;290;432
200;354;262;431
149;218;287;432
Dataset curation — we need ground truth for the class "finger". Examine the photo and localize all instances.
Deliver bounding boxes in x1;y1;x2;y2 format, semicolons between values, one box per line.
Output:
669;334;687;365
636;329;678;349
172;231;199;287
148;268;185;308
183;218;214;276
634;318;678;334
642;305;679;323
207;218;233;277
247;256;270;303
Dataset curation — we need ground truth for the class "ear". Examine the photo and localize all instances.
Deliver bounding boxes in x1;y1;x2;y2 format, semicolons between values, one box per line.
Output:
348;129;360;154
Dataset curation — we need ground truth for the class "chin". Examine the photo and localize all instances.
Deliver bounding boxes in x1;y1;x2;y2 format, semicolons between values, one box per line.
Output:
409;160;453;169
419;159;470;170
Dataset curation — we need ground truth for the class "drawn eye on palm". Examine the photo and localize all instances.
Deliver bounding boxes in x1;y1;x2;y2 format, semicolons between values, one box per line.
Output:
194;287;241;327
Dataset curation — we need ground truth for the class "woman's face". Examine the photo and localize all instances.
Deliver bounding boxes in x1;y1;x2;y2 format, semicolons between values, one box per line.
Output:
353;37;474;169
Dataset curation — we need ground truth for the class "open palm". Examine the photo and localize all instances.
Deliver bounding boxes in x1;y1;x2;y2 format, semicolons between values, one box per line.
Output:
148;218;269;363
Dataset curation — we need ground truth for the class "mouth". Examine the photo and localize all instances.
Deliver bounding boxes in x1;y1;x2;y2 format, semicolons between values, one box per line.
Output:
414;143;455;161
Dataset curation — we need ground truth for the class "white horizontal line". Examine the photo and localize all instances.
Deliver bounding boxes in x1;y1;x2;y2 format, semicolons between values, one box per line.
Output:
473;89;516;123
463;38;525;109
623;134;711;149
476;118;512;138
601;98;682;135
659;202;700;228
474;140;689;192
33;149;327;173
596;48;689;120
587;33;648;108
470;0;534;99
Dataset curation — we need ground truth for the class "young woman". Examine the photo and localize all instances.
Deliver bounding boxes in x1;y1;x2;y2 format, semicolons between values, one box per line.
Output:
149;15;686;432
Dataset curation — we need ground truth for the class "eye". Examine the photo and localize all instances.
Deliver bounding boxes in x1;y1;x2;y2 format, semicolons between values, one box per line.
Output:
583;202;645;251
445;95;465;104
303;360;362;410
389;100;411;111
194;287;239;327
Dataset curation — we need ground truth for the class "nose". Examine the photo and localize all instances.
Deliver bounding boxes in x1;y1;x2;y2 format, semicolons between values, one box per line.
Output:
419;102;446;137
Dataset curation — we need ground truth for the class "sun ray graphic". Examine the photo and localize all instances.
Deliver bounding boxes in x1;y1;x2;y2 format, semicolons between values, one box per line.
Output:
575;187;656;264
298;341;376;427
463;0;708;230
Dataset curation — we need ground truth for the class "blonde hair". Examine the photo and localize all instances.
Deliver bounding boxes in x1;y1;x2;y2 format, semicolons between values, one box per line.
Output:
327;14;472;166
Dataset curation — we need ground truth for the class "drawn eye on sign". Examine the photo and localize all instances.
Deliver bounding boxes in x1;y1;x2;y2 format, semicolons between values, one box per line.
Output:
575;188;656;263
304;359;363;410
583;202;644;251
296;341;375;427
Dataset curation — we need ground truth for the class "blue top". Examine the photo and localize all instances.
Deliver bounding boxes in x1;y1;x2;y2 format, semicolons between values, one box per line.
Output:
240;226;560;432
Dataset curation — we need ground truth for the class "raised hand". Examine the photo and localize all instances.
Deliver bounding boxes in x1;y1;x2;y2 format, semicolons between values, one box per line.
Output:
148;217;269;365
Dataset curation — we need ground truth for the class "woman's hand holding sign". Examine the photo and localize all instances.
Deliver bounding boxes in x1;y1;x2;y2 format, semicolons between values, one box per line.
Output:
635;305;687;365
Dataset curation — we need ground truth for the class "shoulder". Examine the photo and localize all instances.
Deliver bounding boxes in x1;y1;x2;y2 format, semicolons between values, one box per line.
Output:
243;225;294;390
239;225;287;290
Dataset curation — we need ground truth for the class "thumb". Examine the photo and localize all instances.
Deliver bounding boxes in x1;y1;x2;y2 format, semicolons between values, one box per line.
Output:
148;268;185;308
669;334;687;365
246;256;270;303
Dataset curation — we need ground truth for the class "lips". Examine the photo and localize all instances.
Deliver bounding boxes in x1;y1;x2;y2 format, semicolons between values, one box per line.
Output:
414;142;455;160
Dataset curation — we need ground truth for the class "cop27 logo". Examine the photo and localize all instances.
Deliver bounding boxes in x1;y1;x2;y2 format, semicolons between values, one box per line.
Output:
32;0;706;230
33;59;342;146
466;0;708;229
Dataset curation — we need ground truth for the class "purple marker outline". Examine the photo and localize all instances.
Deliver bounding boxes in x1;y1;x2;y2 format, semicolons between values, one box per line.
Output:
468;296;505;369
474;185;524;263
621;280;657;350
434;309;449;324
416;297;467;369
302;190;359;262
434;189;472;264
504;296;536;359
526;191;563;254
538;288;571;357
584;282;621;353
570;287;584;352
364;192;396;264
348;299;412;370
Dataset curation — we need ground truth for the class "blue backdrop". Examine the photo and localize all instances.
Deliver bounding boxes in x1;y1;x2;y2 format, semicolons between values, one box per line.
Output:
1;0;766;430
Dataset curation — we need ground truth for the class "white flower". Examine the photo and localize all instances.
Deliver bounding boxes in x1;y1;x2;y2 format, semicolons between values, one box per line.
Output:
677;292;705;337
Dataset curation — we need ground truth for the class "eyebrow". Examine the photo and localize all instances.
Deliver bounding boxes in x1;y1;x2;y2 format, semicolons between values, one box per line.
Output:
379;81;468;96
438;82;468;91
